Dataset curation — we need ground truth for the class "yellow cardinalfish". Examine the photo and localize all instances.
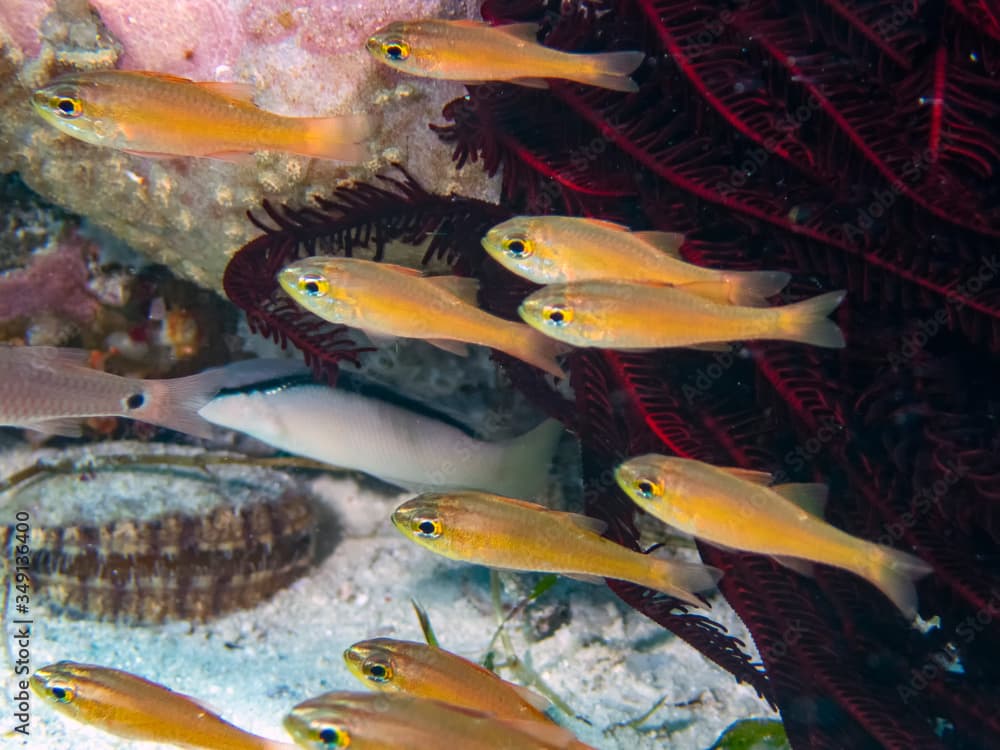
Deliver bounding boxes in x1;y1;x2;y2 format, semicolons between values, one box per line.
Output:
392;491;722;606
482;216;791;306
615;455;934;618
0;345;282;439
32;70;371;162
519;281;847;349
285;692;595;750
343;638;552;723
366;19;645;92
31;661;297;750
278;257;566;378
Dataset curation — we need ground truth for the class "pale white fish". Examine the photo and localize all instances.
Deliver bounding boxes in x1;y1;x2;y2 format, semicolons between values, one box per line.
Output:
197;370;564;497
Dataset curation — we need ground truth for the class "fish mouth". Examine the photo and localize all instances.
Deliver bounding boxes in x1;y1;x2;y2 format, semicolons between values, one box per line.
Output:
480;229;501;253
342;646;365;672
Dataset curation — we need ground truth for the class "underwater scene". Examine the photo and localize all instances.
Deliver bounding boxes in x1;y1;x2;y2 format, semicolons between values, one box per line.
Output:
0;0;998;748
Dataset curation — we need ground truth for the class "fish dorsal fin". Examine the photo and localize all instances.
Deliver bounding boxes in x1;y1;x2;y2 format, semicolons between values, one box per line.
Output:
10;346;92;368
559;511;608;535
773;483;829;516
581;218;631;232
505;682;553;713
195;81;257;103
361;329;399;349
131;71;195;85
717;467;774;485
425;275;480;305
426;339;470;357
28;417;84;438
494;22;541;42
632;230;685;257
379;262;424;277
564;572;605;585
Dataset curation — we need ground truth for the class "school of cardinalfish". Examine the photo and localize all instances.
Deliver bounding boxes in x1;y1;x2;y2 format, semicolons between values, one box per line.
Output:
15;13;933;750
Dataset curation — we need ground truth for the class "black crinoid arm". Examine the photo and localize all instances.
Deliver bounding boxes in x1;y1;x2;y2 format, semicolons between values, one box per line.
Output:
223;0;1000;745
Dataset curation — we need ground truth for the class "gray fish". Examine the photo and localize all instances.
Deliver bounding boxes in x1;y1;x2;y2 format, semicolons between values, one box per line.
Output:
0;346;296;439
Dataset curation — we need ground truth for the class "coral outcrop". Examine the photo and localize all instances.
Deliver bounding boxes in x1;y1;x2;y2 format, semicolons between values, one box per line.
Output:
0;0;495;291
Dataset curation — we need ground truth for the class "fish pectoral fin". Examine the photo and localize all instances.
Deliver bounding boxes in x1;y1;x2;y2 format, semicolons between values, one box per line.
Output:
506;682;553;713
772;555;816;578
564;572;606;585
426;338;470;357
773;483;829;516
494;22;542;42
716;467;774;485
426;275;480;305
28;418;85;438
379;263;424;277
632;230;686;257
194;81;257;103
510;77;551;89
560;511;609;535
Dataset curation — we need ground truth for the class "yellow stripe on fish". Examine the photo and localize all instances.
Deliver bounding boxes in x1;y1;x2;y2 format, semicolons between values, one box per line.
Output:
31;661;295;750
518;280;847;349
392;491;721;607
366;19;645;92
615;455;933;618
481;215;790;306
278;257;566;378
32;70;372;162
344;638;552;723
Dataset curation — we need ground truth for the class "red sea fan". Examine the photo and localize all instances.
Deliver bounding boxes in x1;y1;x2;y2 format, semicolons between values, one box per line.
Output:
440;0;999;748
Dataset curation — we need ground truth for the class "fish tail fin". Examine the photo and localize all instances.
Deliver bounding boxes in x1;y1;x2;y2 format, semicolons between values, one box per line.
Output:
506;326;569;379
494;419;565;497
575;50;645;92
776;290;847;348
297;112;374;162
723;270;792;306
865;545;933;619
139;365;246;439
644;554;723;607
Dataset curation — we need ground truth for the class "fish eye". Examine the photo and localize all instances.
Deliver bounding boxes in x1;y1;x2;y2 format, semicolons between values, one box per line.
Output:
298;273;330;298
363;656;394;684
382;38;410;61
414;517;442;538
52;96;82;118
48;683;76;704
316;724;349;748
124;392;145;410
542;304;573;327
634;478;664;499
503;236;533;258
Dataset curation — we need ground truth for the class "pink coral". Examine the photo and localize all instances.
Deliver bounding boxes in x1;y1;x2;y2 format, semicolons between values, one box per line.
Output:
0;0;54;58
87;0;242;79
0;236;100;325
